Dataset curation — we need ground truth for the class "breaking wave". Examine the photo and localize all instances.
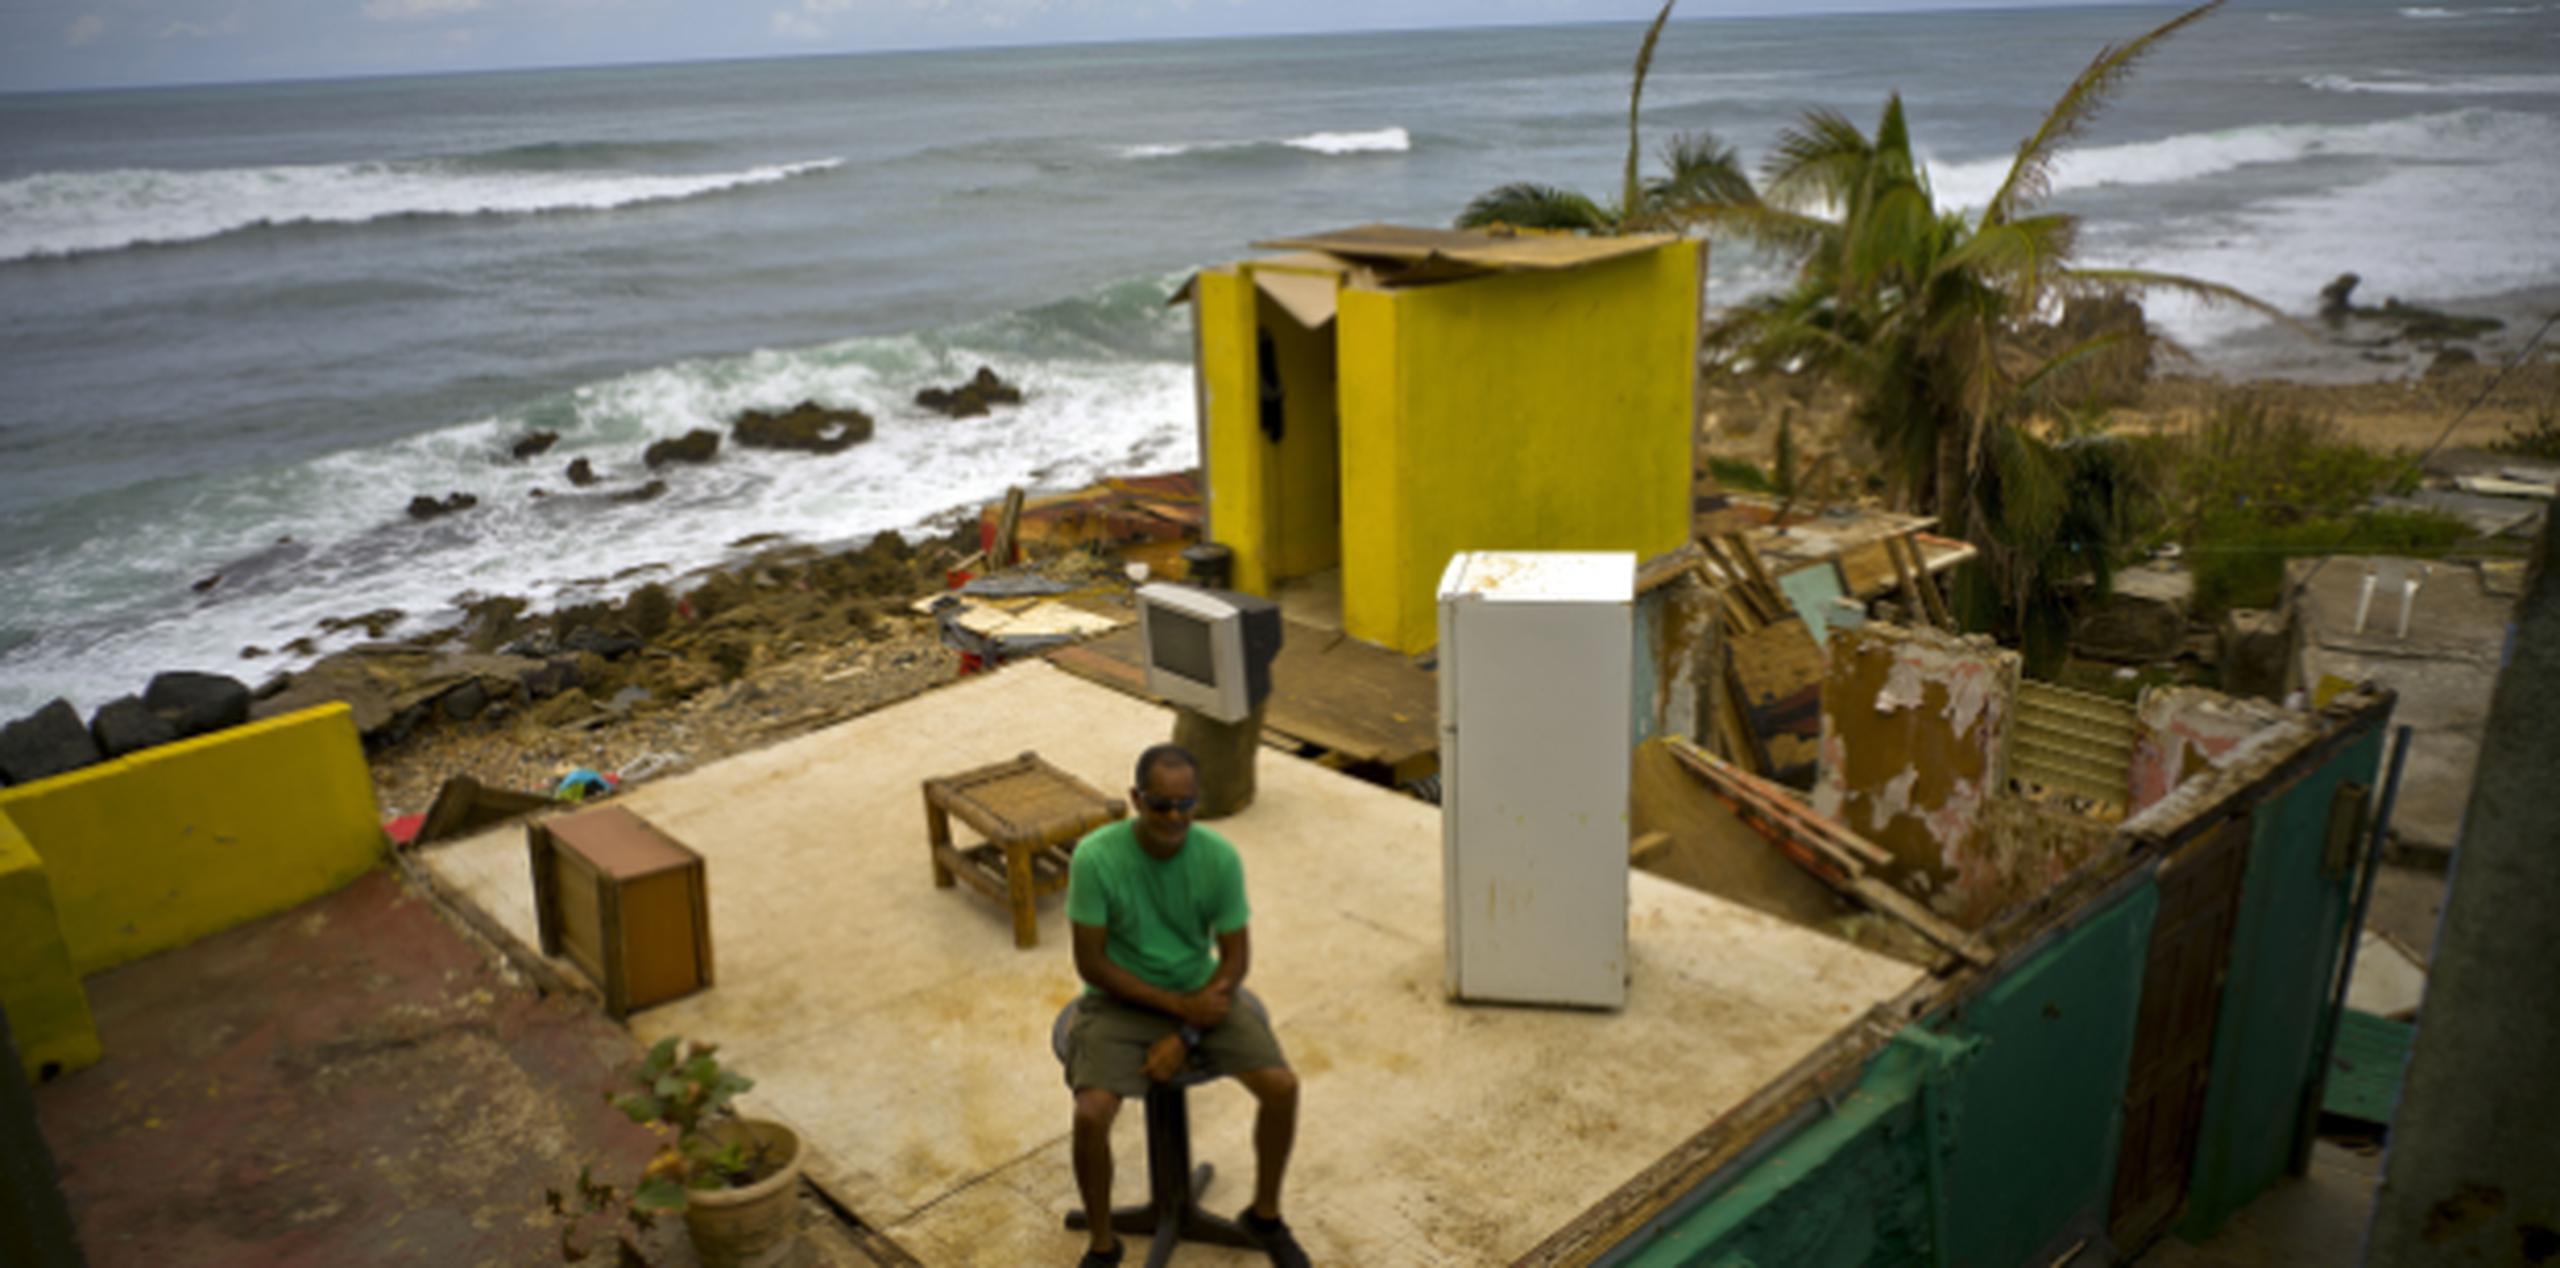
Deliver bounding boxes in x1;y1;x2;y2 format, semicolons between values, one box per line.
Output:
1927;108;2546;208
2301;71;2560;96
0;154;844;262
1117;125;1411;160
0;271;1198;715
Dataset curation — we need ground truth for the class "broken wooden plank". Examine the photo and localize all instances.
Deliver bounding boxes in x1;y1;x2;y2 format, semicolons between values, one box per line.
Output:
1850;877;1993;966
1664;739;1891;872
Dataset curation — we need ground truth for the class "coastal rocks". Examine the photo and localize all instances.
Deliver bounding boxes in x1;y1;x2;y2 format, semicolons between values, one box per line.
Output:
510;431;560;460
408;492;479;521
2317;274;2504;344
915;366;1024;419
89;695;180;759
318;608;405;640
643;429;721;469
142;670;252;738
614;480;668;503
732;401;873;454
0;700;103;785
251;646;546;741
566;458;599;487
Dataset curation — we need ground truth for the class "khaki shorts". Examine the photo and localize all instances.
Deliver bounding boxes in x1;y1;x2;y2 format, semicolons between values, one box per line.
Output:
1064;992;1288;1099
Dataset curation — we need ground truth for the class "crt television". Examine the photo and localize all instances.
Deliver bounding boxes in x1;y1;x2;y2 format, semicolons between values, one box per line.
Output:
1136;582;1282;723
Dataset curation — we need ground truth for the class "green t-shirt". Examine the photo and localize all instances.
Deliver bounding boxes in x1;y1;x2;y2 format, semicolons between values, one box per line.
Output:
1065;819;1250;994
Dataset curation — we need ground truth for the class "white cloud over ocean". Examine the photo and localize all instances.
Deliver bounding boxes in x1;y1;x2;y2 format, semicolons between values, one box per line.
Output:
362;0;488;21
65;13;105;44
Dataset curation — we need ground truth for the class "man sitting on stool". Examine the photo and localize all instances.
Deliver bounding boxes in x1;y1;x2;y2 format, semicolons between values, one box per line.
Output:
1064;743;1308;1267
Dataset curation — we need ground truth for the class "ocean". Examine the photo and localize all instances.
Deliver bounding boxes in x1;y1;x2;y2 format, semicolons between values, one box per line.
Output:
3;0;2556;717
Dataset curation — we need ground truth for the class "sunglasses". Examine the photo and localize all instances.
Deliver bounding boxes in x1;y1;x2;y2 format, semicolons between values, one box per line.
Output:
1140;793;1199;815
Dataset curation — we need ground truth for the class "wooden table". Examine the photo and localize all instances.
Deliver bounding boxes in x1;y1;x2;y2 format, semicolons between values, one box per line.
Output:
924;752;1126;948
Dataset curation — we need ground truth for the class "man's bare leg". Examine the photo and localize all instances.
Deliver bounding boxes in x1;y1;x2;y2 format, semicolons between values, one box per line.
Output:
1072;1087;1121;1255
1234;1065;1299;1218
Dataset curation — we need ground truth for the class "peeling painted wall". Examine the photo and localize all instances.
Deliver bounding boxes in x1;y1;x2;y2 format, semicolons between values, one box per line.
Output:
2127;687;2291;815
1634;569;1719;749
1813;625;2022;923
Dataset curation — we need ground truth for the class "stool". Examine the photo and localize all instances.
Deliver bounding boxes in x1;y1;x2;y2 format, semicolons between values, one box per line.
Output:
1053;993;1266;1267
924;752;1126;948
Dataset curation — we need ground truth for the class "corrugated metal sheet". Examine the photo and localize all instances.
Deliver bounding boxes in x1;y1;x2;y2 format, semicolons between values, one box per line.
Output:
2012;680;2138;809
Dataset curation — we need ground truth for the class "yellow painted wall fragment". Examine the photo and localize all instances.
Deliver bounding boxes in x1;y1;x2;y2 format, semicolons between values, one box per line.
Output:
0;704;383;976
0;811;100;1083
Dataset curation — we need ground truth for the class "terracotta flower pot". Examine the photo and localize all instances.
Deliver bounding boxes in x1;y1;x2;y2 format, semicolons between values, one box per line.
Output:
683;1119;803;1268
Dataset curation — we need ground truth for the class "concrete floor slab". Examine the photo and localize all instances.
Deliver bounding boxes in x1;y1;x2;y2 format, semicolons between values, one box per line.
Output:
422;660;1922;1264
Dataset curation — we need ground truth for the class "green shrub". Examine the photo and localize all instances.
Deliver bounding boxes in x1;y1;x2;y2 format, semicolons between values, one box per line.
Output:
2189;508;2470;616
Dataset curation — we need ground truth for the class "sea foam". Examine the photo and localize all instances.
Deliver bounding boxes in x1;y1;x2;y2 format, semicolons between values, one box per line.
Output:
1116;125;1410;160
0;275;1198;715
0;156;844;262
1926;108;2547;209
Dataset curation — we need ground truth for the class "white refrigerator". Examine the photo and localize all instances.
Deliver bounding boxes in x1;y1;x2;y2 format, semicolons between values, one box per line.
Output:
1437;550;1635;1009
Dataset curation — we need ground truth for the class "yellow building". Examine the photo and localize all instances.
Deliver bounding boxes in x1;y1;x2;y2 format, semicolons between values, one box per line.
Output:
1188;224;1699;654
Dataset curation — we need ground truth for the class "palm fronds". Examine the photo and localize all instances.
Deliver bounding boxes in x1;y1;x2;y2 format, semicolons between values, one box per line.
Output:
1982;0;2224;226
1455;183;1613;232
1625;0;1681;218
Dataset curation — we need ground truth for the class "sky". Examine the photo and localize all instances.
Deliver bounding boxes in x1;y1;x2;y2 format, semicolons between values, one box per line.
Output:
0;0;2142;94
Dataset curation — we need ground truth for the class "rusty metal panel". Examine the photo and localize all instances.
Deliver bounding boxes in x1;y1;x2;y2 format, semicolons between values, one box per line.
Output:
2109;813;2252;1252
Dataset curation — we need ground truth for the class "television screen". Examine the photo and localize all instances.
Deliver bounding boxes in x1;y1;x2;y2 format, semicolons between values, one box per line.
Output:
1148;605;1218;685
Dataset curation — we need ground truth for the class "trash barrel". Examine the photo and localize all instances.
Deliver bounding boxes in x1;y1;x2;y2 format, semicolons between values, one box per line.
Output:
1180;543;1234;591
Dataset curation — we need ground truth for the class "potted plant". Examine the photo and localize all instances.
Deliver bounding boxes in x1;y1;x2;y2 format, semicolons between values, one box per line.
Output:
554;1036;804;1267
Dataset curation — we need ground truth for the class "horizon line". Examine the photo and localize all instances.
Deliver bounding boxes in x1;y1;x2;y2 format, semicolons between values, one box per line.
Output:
0;0;2178;100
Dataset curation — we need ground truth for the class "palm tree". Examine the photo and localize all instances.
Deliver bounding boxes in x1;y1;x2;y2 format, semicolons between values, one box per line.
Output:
1689;1;2277;543
1453;0;1753;236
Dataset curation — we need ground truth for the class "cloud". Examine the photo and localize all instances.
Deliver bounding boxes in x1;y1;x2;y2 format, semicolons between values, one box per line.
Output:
771;0;853;40
159;15;243;39
362;0;489;21
66;13;106;44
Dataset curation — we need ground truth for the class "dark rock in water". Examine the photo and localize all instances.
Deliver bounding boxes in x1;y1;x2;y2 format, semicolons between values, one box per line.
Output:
193;572;223;594
566;457;599;487
240;645;268;659
144;670;252;738
915;366;1025;418
510;431;560;460
285;636;320;656
407;492;479;522
319;608;405;639
613;479;669;503
732;400;873;454
439;679;490;723
971;365;1023;405
643;429;720;469
2381;299;2502;344
90;695;179;759
0;699;102;785
2319;273;2361;321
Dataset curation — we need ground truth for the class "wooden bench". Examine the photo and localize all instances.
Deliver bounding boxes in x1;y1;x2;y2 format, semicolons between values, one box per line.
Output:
923;752;1126;948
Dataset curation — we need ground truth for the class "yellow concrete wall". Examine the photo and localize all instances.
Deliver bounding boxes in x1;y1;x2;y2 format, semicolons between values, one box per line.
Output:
0;811;99;1084
1258;291;1342;582
0;704;383;976
1195;267;1276;595
1341;241;1699;652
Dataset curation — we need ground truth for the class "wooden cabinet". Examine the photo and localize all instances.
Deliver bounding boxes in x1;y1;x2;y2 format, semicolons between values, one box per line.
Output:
530;805;712;1018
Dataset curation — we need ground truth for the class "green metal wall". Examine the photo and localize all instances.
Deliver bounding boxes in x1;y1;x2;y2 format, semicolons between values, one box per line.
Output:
2177;728;2384;1239
1939;882;2158;1268
1615;884;2156;1268
1616;1029;1967;1268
